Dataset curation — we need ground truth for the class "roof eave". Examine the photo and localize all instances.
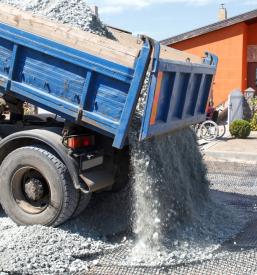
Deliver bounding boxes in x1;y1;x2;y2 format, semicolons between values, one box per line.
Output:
161;8;257;45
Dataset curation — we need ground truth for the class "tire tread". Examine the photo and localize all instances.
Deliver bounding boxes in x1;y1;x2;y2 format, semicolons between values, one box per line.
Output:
0;146;79;227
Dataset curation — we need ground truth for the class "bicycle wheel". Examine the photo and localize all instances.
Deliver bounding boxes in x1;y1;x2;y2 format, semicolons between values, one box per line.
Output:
200;120;219;141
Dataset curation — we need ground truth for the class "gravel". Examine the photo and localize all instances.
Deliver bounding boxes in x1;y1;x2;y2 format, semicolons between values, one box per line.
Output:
0;0;113;38
125;76;253;266
0;1;255;273
0;165;254;273
207;160;257;196
128;128;252;267
0;196;124;275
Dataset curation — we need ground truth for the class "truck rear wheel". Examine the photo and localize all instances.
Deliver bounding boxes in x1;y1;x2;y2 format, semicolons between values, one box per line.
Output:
72;191;92;218
0;146;79;226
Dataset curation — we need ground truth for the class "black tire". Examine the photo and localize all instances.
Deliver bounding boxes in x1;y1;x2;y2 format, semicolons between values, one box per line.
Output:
72;191;92;218
0;146;79;226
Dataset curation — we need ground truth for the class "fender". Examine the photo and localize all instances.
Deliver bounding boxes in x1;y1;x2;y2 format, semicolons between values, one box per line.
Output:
0;129;88;193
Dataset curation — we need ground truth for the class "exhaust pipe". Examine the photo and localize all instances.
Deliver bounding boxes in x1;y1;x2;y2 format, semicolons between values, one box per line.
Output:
80;167;114;192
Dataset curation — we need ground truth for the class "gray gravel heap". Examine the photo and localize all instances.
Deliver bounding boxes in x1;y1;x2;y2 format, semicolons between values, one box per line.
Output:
0;214;118;274
0;185;254;273
126;76;252;265
128;127;251;266
0;0;113;38
0;183;131;274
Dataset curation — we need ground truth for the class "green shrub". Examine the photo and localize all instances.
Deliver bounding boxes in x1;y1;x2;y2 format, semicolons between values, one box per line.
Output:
229;120;251;139
250;113;257;131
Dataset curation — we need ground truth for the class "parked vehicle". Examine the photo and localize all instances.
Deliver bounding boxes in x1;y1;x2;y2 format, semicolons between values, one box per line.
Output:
0;10;217;226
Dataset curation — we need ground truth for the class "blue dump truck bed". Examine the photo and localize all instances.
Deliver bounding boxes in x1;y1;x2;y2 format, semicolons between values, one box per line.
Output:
0;19;217;149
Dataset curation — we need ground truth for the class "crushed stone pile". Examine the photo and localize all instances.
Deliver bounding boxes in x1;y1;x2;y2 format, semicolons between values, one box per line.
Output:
0;0;113;38
0;213;119;274
0;182;254;274
125;77;252;265
128;127;251;266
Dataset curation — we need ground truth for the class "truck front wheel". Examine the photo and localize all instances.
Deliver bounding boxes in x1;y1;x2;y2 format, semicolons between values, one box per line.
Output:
0;146;79;226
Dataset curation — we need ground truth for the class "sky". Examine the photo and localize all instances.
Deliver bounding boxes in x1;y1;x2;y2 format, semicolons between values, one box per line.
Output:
86;0;257;40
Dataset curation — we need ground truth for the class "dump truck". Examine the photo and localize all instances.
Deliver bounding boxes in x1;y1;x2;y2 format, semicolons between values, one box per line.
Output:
0;5;218;226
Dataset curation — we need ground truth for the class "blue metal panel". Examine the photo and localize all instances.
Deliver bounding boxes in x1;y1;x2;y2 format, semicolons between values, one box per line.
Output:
139;42;161;141
112;39;152;148
183;73;203;117
0;23;134;83
80;71;93;110
0;20;218;149
0;37;13;77
0;22;145;148
17;47;88;105
140;51;218;140
84;74;130;122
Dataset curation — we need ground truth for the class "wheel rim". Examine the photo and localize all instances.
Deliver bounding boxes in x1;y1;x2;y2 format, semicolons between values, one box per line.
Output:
11;166;50;214
200;122;218;141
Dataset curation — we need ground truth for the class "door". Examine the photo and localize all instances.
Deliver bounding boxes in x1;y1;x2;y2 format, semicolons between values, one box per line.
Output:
228;89;243;125
248;62;257;91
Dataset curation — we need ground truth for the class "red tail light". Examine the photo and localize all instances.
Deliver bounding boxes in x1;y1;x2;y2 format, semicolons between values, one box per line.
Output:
67;135;95;149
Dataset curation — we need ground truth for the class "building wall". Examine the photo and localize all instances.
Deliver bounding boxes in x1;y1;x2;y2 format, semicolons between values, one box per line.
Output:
248;22;257;45
170;23;246;105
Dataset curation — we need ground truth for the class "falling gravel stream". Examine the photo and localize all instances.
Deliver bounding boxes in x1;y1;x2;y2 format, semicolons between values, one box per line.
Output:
126;76;251;265
128;126;251;266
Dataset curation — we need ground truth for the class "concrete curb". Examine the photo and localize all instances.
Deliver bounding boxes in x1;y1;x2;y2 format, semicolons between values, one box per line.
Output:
204;150;257;163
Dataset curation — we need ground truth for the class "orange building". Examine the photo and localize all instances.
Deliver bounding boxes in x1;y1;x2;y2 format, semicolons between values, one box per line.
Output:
161;8;257;106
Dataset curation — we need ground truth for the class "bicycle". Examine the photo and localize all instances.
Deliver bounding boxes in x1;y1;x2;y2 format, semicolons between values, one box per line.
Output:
194;120;226;141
